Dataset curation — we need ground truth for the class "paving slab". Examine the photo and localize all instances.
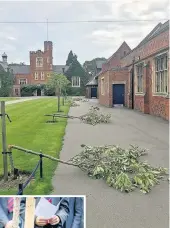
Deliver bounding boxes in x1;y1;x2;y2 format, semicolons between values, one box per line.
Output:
52;99;169;228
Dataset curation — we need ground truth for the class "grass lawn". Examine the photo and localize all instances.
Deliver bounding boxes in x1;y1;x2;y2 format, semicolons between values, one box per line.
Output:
0;97;70;195
0;97;19;102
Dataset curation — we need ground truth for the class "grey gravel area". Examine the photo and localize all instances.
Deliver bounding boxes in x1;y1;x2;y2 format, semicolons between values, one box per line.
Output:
52;99;169;228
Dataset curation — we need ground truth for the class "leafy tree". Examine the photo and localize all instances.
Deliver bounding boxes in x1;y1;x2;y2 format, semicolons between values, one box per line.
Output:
65;58;89;96
47;73;70;112
66;50;74;66
0;67;14;97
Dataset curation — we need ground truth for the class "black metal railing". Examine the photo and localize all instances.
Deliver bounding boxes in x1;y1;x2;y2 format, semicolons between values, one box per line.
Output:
16;154;43;195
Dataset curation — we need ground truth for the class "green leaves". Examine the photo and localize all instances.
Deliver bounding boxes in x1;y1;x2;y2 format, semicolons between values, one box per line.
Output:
80;106;111;125
47;73;70;94
70;144;168;194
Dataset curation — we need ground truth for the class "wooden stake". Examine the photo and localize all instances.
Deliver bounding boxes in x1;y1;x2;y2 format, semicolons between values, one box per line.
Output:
1;101;8;181
24;197;36;228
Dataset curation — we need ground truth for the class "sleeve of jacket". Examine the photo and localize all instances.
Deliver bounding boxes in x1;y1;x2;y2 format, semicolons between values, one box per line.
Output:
71;198;83;228
55;197;70;227
0;199;9;227
19;197;26;221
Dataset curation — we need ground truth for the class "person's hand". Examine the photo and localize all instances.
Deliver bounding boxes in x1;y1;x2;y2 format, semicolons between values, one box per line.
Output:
35;216;47;227
49;215;60;225
5;221;13;228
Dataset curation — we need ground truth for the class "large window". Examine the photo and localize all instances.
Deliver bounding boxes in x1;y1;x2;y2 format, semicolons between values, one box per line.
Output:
155;53;168;93
34;72;38;80
41;72;45;80
36;57;43;67
72;76;80;87
101;78;105;95
136;63;144;93
19;79;27;85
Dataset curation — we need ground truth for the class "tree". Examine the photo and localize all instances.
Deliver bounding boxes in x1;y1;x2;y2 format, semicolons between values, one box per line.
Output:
66;50;74;66
0;67;14;97
47;73;70;112
65;58;89;96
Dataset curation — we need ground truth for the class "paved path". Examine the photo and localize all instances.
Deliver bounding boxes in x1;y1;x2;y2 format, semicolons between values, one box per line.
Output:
52;100;169;228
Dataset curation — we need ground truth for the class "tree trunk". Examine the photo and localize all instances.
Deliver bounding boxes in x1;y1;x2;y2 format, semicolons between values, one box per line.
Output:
62;94;65;106
56;87;60;112
58;94;60;112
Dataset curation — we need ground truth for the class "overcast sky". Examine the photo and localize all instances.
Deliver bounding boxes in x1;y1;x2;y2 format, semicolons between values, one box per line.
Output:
0;0;169;65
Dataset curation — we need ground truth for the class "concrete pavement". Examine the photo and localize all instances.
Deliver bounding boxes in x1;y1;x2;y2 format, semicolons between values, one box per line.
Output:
52;99;169;228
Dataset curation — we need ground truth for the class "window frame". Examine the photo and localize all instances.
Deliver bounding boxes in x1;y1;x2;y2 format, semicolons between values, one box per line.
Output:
36;57;43;67
101;77;105;95
19;78;27;85
135;62;144;94
154;52;168;94
41;72;45;80
71;76;80;87
34;72;38;80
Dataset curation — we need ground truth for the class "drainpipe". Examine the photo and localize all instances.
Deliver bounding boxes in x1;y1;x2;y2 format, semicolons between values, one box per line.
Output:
131;58;135;109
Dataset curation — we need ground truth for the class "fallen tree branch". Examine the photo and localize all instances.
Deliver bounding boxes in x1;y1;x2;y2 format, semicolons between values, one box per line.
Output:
8;145;78;167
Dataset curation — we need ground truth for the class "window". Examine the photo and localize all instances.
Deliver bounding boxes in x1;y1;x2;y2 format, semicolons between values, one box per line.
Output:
36;57;43;67
34;72;38;80
101;78;105;95
47;57;50;63
136;63;144;93
155;53;168;93
72;76;80;87
41;72;45;80
19;79;27;85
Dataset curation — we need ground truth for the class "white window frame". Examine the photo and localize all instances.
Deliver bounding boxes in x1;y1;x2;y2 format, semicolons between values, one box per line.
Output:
19;78;27;85
41;72;45;80
135;62;144;93
101;77;105;95
154;52;168;94
34;72;38;80
36;57;43;67
72;76;80;87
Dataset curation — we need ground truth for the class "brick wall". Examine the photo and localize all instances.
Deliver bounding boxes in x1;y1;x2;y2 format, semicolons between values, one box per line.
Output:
14;74;31;85
133;52;169;120
98;69;129;107
30;41;53;84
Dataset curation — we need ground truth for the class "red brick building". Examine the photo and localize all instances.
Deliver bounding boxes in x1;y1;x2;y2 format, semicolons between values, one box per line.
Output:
97;20;169;120
3;41;67;96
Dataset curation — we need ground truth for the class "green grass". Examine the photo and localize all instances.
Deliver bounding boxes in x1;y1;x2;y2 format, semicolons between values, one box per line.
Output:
0;97;19;102
0;97;70;195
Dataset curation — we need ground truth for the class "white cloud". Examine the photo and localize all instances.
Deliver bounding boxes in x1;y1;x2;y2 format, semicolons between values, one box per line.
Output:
0;0;168;64
7;36;16;40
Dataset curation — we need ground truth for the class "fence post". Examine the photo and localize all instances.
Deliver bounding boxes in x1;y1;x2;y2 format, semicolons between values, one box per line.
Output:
8;147;15;175
40;154;43;178
1;101;8;181
18;183;23;195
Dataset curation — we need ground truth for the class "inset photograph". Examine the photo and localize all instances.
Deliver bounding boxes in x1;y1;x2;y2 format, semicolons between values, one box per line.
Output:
0;196;85;228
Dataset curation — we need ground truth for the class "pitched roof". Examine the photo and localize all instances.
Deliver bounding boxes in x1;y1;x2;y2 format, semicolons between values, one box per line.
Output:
9;64;30;74
137;20;169;48
107;41;131;62
86;77;98;86
53;65;69;74
96;60;107;69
